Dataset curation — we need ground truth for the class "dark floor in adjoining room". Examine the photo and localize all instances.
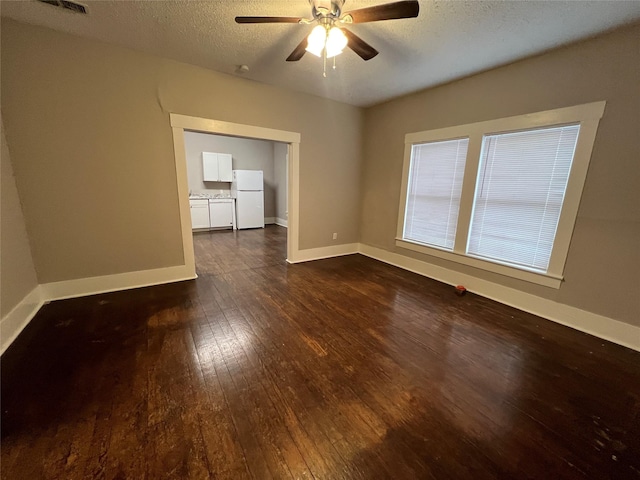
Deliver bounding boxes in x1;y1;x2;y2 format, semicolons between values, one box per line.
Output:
2;225;639;479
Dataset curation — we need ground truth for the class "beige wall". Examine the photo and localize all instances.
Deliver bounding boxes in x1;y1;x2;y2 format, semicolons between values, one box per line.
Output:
1;19;363;283
361;24;640;327
1;117;38;316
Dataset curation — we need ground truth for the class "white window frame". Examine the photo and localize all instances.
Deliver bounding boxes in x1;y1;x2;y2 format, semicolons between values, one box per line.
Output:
396;101;606;289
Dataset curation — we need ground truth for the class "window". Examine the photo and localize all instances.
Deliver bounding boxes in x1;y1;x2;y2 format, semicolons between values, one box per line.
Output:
468;125;580;271
397;102;605;288
404;138;468;250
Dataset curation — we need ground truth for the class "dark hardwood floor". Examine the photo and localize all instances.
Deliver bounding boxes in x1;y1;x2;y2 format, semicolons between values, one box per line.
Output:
2;225;639;479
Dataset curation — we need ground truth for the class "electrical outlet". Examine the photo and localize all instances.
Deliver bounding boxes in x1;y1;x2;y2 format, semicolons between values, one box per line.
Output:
332;232;338;240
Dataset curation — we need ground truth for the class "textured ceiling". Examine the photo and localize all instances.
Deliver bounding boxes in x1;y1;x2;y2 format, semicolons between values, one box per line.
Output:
2;0;640;107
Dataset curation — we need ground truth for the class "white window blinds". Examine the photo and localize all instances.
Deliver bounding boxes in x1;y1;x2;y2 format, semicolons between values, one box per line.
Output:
404;138;469;250
467;124;581;271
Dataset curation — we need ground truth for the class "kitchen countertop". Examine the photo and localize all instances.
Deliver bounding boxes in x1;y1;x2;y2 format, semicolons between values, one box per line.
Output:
189;194;234;200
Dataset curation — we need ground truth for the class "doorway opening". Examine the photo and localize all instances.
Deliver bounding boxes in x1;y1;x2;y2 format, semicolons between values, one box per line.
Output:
170;114;301;279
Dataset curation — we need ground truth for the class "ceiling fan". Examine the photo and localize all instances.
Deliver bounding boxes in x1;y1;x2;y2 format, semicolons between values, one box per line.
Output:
235;0;420;63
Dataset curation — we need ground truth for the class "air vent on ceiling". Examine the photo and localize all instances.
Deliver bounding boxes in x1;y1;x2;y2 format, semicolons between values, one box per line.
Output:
37;0;87;14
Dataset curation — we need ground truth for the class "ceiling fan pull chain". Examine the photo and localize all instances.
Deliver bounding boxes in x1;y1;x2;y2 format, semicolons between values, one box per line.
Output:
323;50;327;77
333;56;337;70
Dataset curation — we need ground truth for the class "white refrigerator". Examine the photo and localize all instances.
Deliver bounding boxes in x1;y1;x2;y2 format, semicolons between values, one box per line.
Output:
231;170;264;229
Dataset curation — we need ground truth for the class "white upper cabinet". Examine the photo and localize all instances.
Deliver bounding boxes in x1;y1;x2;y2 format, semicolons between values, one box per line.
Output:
203;152;233;182
202;152;218;181
218;153;233;182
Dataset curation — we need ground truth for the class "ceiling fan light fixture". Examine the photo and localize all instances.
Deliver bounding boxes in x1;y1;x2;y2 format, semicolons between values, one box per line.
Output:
305;25;327;57
325;26;347;58
237;0;419;63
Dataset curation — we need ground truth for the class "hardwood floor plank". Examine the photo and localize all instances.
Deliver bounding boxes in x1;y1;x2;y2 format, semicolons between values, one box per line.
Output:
236;292;372;479
219;307;315;479
2;226;639;479
251;267;499;479
239;308;349;478
199;310;275;480
147;300;219;479
188;315;252;480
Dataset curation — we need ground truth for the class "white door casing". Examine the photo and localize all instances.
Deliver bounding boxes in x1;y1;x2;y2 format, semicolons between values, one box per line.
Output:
170;114;301;276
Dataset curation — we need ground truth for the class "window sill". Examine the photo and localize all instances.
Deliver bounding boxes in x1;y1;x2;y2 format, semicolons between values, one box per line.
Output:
395;238;563;289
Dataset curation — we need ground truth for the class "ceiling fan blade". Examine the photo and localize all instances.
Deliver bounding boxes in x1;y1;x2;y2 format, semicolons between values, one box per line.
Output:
343;0;419;23
286;37;308;62
342;28;379;61
235;16;303;24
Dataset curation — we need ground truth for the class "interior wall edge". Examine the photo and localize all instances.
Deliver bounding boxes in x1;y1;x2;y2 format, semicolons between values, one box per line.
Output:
1;263;196;355
287;243;359;264
0;285;45;355
39;264;196;302
358;243;640;352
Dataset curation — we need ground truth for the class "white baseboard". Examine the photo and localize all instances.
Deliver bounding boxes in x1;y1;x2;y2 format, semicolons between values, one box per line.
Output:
264;217;276;225
1;286;45;355
275;217;288;228
4;246;636;354
359;243;640;352
41;264;196;301
289;243;359;264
